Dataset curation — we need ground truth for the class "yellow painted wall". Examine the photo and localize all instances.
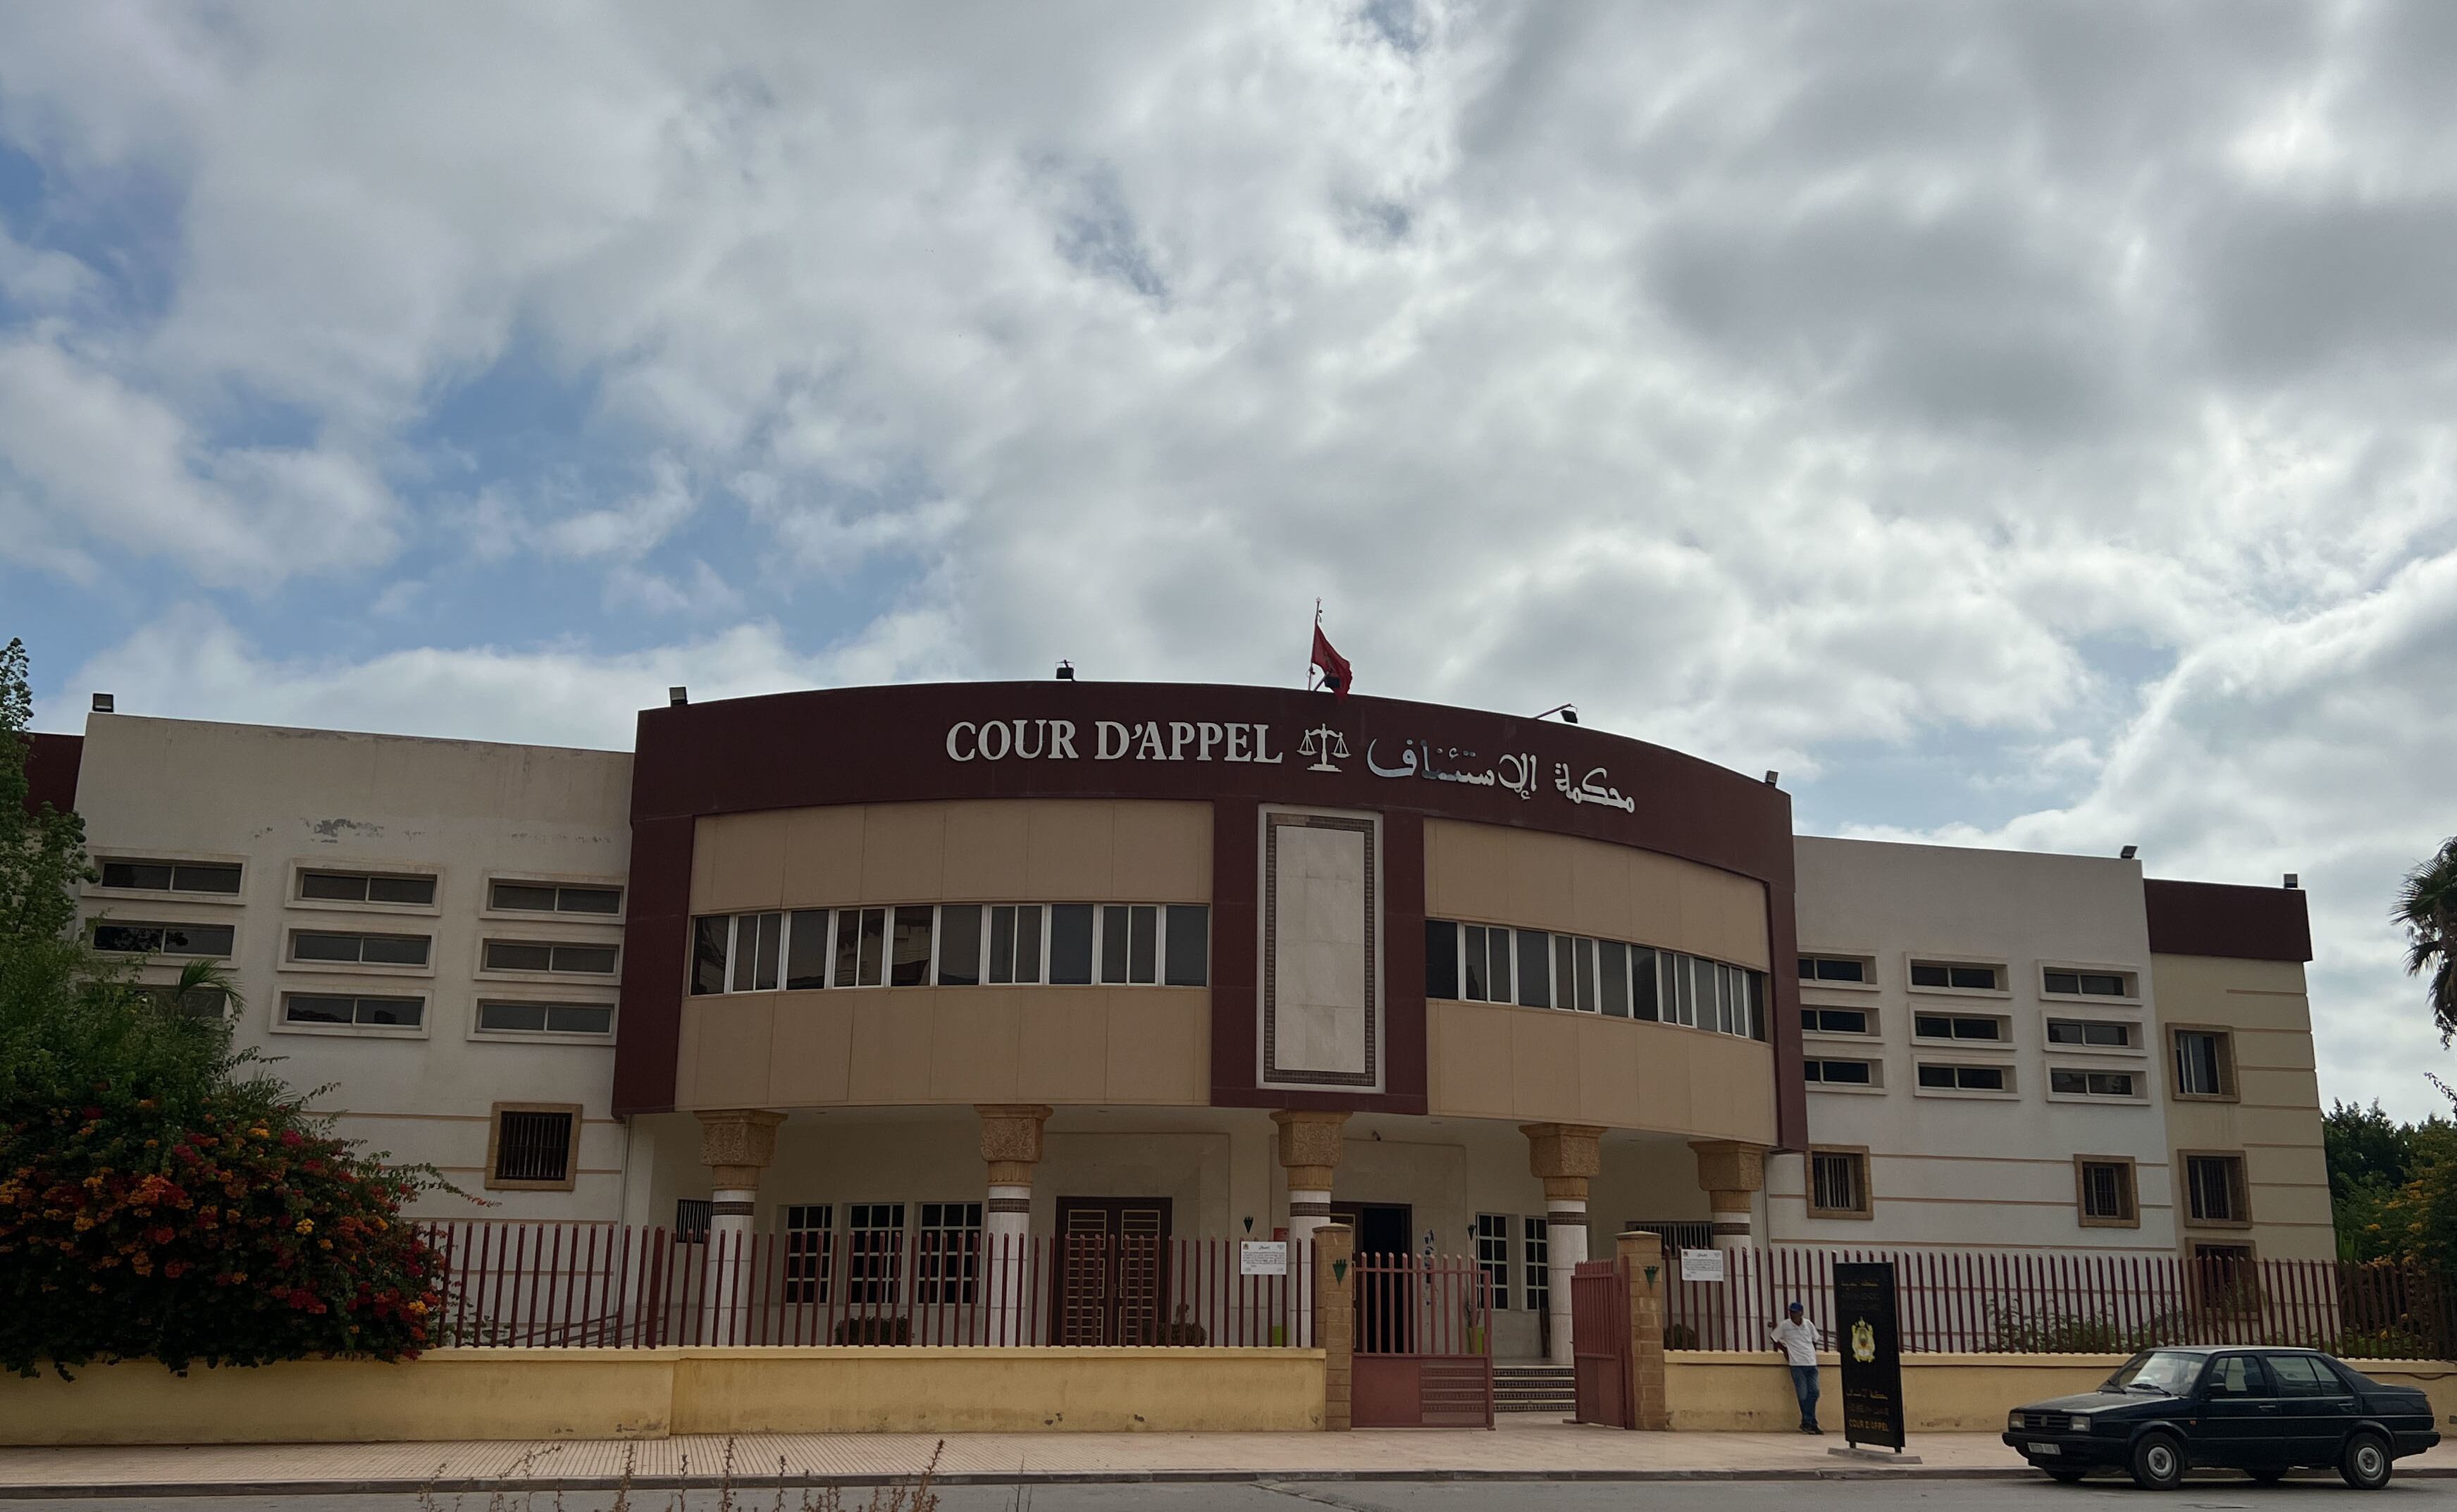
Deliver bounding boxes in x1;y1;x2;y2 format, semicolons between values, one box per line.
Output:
1664;1351;2457;1433
0;1347;1326;1446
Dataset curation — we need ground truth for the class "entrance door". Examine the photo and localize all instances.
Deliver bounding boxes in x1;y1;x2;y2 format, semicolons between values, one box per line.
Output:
1053;1197;1172;1345
1330;1203;1413;1353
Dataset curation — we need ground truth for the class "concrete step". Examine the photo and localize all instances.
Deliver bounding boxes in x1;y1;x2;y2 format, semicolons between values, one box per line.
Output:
1492;1364;1576;1413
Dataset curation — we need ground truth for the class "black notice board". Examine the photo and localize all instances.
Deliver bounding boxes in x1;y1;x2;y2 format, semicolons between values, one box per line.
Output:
1833;1261;1905;1450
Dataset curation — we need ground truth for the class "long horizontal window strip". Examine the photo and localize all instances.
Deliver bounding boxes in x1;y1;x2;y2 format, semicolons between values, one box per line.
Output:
2049;1068;2140;1098
476;1000;615;1035
283;992;424;1028
1423;919;1768;1042
1914;1062;2010;1092
291;929;433;967
298;869;438;906
1909;960;2003;991
689;903;1211;995
1803;1058;1877;1086
490;880;624;915
91;919;235;958
2043;969;2135;998
483;938;619;975
2047;1018;2134;1048
99;859;242;894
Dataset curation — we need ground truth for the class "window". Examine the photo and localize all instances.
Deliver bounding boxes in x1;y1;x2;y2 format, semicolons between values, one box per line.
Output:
2265;1353;2344;1399
1522;1216;1549;1312
1910;960;2002;991
2050;1069;2137;1097
1516;929;1552;1008
1802;1008;1870;1034
1462;923;1511;1003
1598;939;1630;1018
1102;904;1160;984
915;1202;983;1304
937;905;982;986
476;1000;614;1035
2184;1153;2249;1226
292;929;431;966
298;869;436;906
986;905;1041;985
1163;905;1210;986
730;912;784;991
91;919;235;957
1475;1214;1511;1310
1426;920;1460;999
847;1203;907;1304
1913;1014;2003;1041
1916;1063;2008;1092
138;984;230;1019
788;908;831;989
692;915;729;996
2075;1157;2139;1227
1430;920;1752;1035
891;905;935;988
490;881;622;915
2043;969;2134;998
2172;1028;2236;1099
1807;1148;1871;1217
1804;1058;1876;1086
1797;955;1871;984
99;859;241;894
283;992;423;1028
2203;1353;2267;1399
483;938;617;975
1048;904;1095;985
675;1198;712;1243
487;1104;580;1191
2047;1019;2134;1048
784;1204;833;1303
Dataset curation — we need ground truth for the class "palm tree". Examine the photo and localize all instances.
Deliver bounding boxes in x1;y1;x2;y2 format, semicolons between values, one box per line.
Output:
2399;838;2457;1043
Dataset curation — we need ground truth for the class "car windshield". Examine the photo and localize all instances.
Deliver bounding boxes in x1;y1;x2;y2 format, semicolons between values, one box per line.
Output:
2105;1351;2203;1394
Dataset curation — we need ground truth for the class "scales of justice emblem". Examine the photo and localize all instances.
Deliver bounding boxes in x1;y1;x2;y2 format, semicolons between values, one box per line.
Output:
1299;724;1350;773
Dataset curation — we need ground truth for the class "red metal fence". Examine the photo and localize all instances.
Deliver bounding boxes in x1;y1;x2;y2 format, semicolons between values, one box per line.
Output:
419;1223;1310;1349
1665;1246;2457;1358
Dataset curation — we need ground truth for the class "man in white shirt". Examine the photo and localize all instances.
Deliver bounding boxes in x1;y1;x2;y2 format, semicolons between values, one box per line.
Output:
1769;1301;1824;1433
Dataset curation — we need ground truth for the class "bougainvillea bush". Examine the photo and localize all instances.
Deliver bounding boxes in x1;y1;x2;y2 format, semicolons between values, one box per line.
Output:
0;1077;445;1377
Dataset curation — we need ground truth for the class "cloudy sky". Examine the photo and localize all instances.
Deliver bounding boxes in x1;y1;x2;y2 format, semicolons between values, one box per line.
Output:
4;3;2452;1115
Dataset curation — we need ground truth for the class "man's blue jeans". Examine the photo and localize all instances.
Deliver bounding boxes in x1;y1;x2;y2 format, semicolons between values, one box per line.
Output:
1789;1364;1821;1427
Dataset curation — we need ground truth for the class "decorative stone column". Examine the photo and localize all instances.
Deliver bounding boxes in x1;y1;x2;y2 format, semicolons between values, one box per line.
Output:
1616;1229;1669;1430
1314;1222;1356;1432
1689;1140;1766;1253
1274;1109;1348;1348
1521;1122;1604;1366
694;1108;785;1344
977;1103;1052;1345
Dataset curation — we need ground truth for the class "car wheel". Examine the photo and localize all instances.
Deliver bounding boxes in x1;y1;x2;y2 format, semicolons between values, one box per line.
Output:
2339;1431;2391;1490
2246;1465;2288;1484
2129;1432;2186;1491
2043;1466;2088;1483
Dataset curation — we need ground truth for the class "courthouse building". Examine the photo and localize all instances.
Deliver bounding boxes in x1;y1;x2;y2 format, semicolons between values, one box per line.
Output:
30;680;2332;1362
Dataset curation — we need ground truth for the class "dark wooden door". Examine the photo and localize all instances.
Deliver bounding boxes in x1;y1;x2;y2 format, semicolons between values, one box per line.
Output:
1053;1197;1172;1344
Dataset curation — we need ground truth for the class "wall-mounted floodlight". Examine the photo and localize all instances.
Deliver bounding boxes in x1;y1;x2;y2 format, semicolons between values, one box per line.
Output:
92;693;114;713
1764;770;1779;786
2120;845;2138;860
2284;873;2299;890
1532;703;1579;725
1056;661;1075;681
669;686;688;707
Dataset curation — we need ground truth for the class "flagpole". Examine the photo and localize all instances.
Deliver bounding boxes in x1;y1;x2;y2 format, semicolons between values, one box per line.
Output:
1307;599;1321;691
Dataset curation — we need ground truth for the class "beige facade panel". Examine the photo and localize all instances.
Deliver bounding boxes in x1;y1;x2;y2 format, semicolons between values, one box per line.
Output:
674;989;1208;1110
693;800;1211;914
1425;819;1769;969
1425;998;1774;1142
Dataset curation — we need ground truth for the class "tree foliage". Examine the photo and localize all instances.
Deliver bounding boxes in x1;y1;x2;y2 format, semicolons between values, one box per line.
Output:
2400;836;2457;1045
0;639;446;1375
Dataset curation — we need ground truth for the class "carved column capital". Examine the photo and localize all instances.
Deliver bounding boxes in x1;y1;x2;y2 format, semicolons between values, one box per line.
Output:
695;1108;786;1189
1688;1139;1766;1196
976;1103;1054;1186
1272;1109;1349;1191
1520;1122;1606;1181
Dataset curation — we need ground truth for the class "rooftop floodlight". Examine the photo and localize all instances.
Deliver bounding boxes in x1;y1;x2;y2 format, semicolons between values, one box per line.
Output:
1532;702;1579;725
669;686;688;707
2120;845;2138;860
2284;873;2299;890
1056;660;1075;681
1764;770;1779;786
92;693;114;713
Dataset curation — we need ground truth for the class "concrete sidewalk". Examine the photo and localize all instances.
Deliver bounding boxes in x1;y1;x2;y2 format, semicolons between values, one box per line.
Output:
4;1420;2456;1498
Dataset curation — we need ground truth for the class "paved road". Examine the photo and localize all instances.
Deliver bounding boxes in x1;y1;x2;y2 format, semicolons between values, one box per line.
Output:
2;1475;2444;1512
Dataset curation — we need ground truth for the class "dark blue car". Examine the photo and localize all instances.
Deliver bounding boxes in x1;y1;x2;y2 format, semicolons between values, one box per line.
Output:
2002;1345;2438;1489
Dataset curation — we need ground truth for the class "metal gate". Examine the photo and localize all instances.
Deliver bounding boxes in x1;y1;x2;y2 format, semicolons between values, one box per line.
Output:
1571;1257;1633;1428
1350;1252;1494;1429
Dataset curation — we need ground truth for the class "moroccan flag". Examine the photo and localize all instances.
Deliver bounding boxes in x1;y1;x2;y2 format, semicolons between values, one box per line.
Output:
1311;623;1353;700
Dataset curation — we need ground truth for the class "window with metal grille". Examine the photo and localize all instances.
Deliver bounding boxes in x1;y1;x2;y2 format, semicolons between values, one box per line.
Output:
2186;1155;2248;1225
476;1000;613;1034
100;859;242;894
2078;1160;2136;1224
1474;1213;1511;1310
1522;1216;1549;1311
847;1203;906;1304
915;1202;983;1304
675;1198;712;1242
784;1204;834;1302
491;1109;575;1184
1808;1151;1869;1216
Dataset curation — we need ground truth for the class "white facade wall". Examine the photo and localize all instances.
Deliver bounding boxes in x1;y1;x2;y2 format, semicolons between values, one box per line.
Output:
1773;836;2176;1252
71;714;633;1220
